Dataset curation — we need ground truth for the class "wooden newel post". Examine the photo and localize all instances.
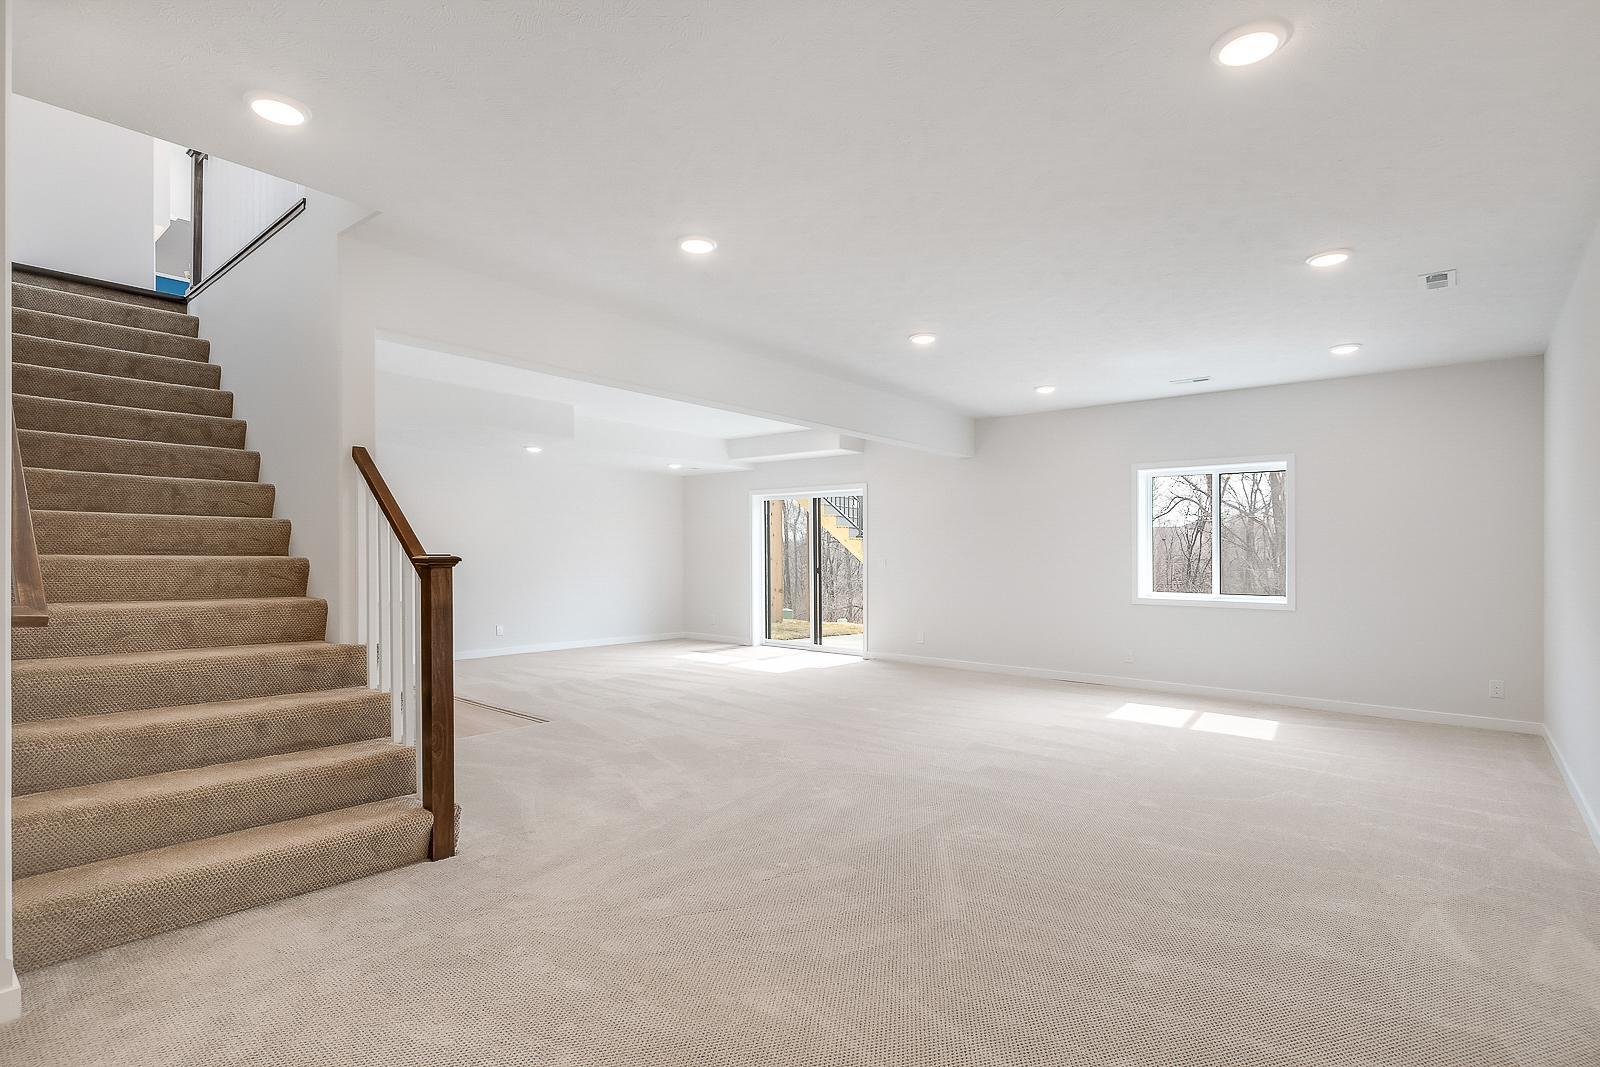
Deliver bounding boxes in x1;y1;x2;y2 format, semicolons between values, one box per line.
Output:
416;553;461;859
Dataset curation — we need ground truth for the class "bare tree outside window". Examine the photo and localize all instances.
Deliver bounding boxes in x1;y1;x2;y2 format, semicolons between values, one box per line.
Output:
1151;474;1212;593
1219;471;1286;595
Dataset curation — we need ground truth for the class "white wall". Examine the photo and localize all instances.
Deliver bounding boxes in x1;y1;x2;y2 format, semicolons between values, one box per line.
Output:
1545;219;1600;846
374;440;685;657
684;359;1546;731
188;190;372;629
9;94;151;287
197;156;302;275
1;0;21;1023
682;454;867;642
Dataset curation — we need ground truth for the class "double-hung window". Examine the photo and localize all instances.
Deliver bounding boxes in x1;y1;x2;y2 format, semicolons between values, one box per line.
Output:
1134;457;1293;608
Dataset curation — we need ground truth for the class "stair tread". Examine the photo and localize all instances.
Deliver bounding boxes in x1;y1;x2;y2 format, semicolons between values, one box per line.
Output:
24;467;275;517
13;687;391;795
13;281;201;336
15;363;232;417
15;394;246;449
40;553;310;602
13;333;221;388
32;509;292;557
20;428;261;482
16;684;385;736
20;428;255;459
13;639;362;675
12;797;433;970
15;306;210;361
13;740;415;876
12;595;327;660
19;739;408;814
16;796;427;897
13;270;185;312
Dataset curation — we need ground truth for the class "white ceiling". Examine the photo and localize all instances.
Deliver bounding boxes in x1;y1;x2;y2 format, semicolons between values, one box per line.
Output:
16;1;1600;415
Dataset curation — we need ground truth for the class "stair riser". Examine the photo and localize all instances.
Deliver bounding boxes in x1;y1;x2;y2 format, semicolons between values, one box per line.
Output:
14;747;417;877
13;800;433;971
15;395;247;450
13;282;200;336
20;430;260;481
14;271;183;312
13;334;222;389
15;307;210;361
13;598;328;660
41;556;309;602
26;469;276;518
15;362;233;417
13;690;389;793
13;645;369;722
32;512;292;557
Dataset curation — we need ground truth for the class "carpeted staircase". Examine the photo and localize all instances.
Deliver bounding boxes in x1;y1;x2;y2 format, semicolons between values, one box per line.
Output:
10;269;434;971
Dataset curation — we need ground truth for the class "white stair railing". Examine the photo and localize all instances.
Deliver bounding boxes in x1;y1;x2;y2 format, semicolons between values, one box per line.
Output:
351;447;460;859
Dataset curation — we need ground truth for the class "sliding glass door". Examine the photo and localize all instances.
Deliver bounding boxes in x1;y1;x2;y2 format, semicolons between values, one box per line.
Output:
762;493;865;652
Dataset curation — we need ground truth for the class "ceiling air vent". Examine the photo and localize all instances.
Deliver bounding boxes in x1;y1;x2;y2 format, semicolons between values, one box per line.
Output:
1421;269;1458;290
1169;376;1212;385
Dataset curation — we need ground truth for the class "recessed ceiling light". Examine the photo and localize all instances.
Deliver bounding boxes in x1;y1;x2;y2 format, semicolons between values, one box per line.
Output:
246;93;310;127
1211;19;1292;67
908;333;937;346
668;463;684;470
1329;343;1363;356
679;236;717;255
1035;385;1057;396
524;445;543;454
1306;249;1352;268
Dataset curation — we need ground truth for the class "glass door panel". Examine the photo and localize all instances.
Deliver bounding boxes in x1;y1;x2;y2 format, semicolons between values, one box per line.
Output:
764;498;813;644
818;495;865;652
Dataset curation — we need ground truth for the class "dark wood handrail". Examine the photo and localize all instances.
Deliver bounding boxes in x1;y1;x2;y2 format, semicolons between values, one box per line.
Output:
12;423;49;627
352;446;459;860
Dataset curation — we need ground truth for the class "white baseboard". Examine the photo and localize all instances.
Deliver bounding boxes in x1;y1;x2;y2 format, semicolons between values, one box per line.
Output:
455;633;707;661
678;632;748;645
1545;731;1600;856
865;650;1543;735
0;961;19;1024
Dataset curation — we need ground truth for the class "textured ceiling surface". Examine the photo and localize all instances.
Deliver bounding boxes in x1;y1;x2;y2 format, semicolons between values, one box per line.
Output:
15;1;1600;414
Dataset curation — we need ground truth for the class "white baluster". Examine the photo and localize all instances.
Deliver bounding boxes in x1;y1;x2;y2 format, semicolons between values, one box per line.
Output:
388;527;404;742
365;495;381;689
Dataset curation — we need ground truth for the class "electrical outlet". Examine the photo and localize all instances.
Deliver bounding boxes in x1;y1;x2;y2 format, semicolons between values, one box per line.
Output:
915;630;925;645
494;624;505;637
1489;679;1505;700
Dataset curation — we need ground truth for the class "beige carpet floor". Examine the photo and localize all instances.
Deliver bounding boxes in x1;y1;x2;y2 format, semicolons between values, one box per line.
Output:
3;639;1598;1066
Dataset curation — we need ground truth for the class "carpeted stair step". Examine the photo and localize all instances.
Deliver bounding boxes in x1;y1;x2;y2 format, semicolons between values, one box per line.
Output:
13;334;221;389
13;281;200;336
12;640;369;722
15;307;210;361
15;395;247;449
13;269;182;312
13;597;328;660
12;687;391;794
15;362;233;417
13;741;417;877
32;511;291;556
12;796;433;971
19;429;260;481
26;468;275;517
41;554;309;602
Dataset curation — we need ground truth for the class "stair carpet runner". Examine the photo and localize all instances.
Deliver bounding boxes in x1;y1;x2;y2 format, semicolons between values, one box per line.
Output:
9;270;433;971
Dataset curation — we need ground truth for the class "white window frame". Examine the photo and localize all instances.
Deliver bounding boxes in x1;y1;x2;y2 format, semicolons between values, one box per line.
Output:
1133;455;1294;610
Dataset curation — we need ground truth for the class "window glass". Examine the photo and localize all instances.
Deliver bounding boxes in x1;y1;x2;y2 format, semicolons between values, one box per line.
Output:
1150;474;1213;594
1219;470;1287;596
